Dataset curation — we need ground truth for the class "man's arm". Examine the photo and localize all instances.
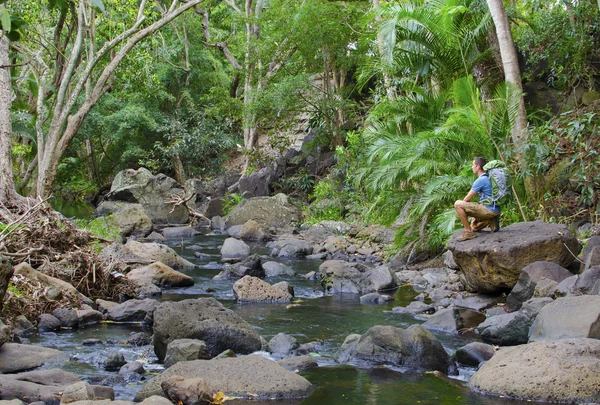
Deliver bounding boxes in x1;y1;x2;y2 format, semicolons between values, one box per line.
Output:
463;189;477;202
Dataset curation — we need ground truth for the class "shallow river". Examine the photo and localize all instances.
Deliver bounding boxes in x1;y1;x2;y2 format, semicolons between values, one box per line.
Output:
32;233;526;405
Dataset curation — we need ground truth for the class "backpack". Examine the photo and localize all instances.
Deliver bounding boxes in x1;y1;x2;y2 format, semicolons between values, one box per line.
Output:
481;160;512;207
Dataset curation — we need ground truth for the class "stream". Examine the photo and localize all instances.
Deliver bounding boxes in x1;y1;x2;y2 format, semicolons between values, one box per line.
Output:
30;232;527;405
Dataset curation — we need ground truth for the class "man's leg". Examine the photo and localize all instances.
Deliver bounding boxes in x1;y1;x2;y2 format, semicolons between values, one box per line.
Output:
454;200;472;232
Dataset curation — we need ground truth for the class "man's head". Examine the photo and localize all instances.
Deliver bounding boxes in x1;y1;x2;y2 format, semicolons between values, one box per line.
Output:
472;157;486;174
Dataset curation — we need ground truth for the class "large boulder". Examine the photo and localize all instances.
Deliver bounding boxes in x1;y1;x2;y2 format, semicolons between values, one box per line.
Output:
0;369;81;403
220;238;251;259
0;256;13;311
336;325;449;373
0;320;10;348
318;261;396;294
99;168;188;224
506;261;573;311
0;343;66;373
13;263;79;299
454;342;496;367
233;276;293;303
106;298;159;323
580;235;600;273
225;194;302;230
238;167;274;198
164;339;210;368
477;298;552;346
447;221;581;293
111;204;153;238
528;295;600;342
126;262;193;288
470;339;600;403
124;241;195;269
421;307;486;334
152;298;262;362
135;355;313;401
267;238;314;258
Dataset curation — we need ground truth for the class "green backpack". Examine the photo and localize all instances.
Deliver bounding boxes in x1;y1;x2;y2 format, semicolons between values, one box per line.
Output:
481;160;512;207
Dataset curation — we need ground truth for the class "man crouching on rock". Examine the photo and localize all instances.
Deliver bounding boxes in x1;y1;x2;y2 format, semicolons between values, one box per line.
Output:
454;157;500;241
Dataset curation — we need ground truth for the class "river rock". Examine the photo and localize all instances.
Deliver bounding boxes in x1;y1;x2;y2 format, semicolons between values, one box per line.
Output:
161;226;199;239
112;204;153;238
529;295;600;342
61;381;96;404
421;307;486;334
318;261;396;294
262;261;295;277
337;325;449;372
228;220;267;240
470;338;600;403
268;333;300;357
0;256;13;311
0;343;66;373
565;265;600;295
52;308;79;328
14;263;79;298
11;315;34;337
0;369;81;403
119;361;145;383
124;241;195;269
152;297;262;362
477;298;552;345
392;301;435;316
106;298;159;323
161;376;213;405
98;243;152;268
225;194;301;231
77;309;104;326
101;168;188;224
580;235;600;272
37;314;62;332
164;339;210;368
454;342;496;367
104;351;126;371
0;320;10;348
267;238;314;258
276;355;319;372
272;281;294;296
96;299;119;313
127;262;194;288
233;276;293;303
135;355;313;401
447;221;581;294
220;238;251;259
506;261;573;311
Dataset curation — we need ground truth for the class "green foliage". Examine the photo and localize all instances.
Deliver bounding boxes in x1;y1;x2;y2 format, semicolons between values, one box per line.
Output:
75;215;120;241
7;282;25;297
222;193;245;216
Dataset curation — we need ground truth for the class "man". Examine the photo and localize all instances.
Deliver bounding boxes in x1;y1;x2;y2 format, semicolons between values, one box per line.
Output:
454;157;500;241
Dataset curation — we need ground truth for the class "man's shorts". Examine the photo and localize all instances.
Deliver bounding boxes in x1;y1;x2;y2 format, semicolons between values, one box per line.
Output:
462;202;499;220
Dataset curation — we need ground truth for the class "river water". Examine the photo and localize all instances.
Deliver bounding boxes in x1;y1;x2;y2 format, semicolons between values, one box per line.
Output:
31;233;526;405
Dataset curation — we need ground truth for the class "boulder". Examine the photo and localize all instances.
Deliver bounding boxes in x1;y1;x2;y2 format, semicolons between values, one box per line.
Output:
0;343;66;373
13;263;79;298
421;307;486;334
276;355;319;372
101;168;188;224
225;194;301;230
76;309;104;327
580;236;600;273
0;256;13;311
506;261;573;311
60;381;96;404
447;221;581;294
37;314;62;332
337;325;449;373
161;226;200;239
124;241;195;269
529;295;600;342
104;351;126;371
267;237;314;258
567;265;600;295
262;261;295;277
135;355;313;402
112;204;153;238
11;315;34;337
477;298;553;346
164;339;210;368
98;243;152;268
318;261;396;294
392;301;435;316
0;369;81;403
161;376;213;405
0;320;10;348
272;281;294;297
106;298;159;323
454;342;496;367
127;262;194;288
220;238;251;259
470;339;600;403
152;298;262;362
268;333;300;357
238;167;274;198
51;308;79;328
233;276;293;303
119;361;145;383
227;220;267;241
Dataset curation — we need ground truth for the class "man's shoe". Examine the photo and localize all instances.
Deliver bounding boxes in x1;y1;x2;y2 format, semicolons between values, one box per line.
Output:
490;216;500;233
458;231;477;241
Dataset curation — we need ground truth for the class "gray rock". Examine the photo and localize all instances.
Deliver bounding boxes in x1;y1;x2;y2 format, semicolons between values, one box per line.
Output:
318;261;396;294
128;332;152;346
272;281;294;297
337;325;449;372
529;295;600;342
269;333;300;357
421;307;486;334
0;343;67;373
277;355;319;372
12;315;34;337
127;262;194;288
238;167;273;198
453;295;502;311
0;320;10;348
454;342;496;367
98;242;152;268
152;297;262;362
76;309;104;326
144;231;166;241
580;235;600;273
112;204;153;238
51;308;79;328
211;216;226;232
443;250;459;270
359;293;393;304
37;314;62;332
228;220;267;241
477;298;553;345
447;221;581;293
0;369;80;403
161;376;213;405
220;238;251;259
263;261;295;277
119;361;145;383
161;226;199;239
139;396;173;405
267;238;314;258
569;265;600;295
106;298;159;323
104;351;126;371
124;241;195;269
392;301;435;316
506;261;573;311
334;334;362;363
164;339;210;368
135;355;313;401
61;381;95;404
0;256;13;312
233;276;293;303
470;338;600;403
225;194;302;230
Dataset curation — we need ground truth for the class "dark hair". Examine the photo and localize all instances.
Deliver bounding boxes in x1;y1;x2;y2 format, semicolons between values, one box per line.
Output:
473;157;486;169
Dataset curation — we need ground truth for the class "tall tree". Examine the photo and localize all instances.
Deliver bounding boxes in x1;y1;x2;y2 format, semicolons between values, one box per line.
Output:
0;35;18;204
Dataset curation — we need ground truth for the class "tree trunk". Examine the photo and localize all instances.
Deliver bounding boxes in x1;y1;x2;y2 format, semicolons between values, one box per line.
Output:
373;0;394;100
172;154;186;185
